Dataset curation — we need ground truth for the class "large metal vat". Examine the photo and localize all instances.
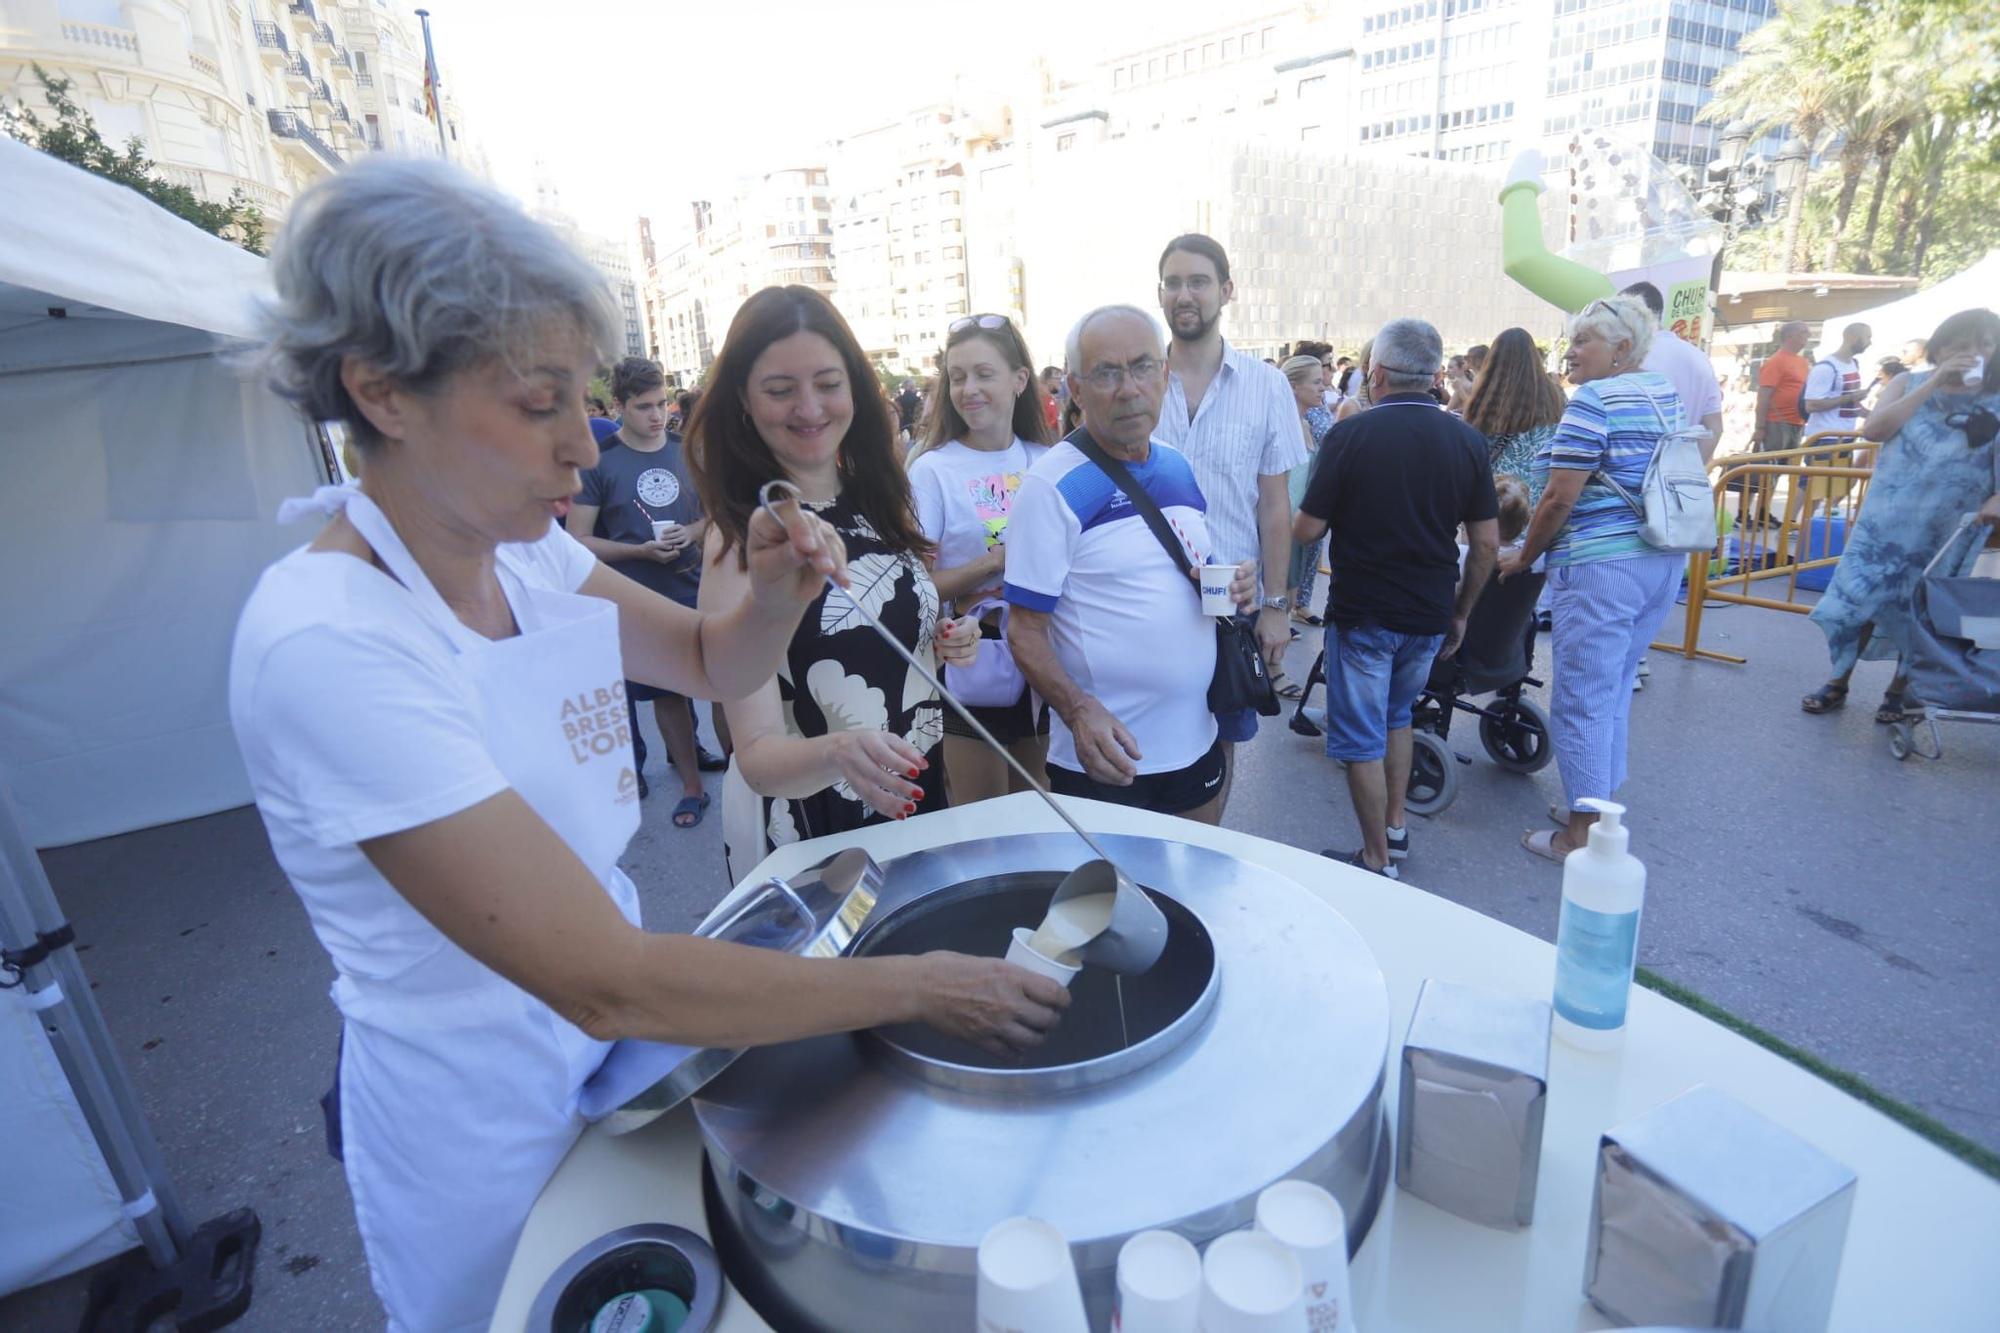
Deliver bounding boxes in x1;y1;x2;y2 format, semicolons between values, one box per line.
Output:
692;833;1393;1331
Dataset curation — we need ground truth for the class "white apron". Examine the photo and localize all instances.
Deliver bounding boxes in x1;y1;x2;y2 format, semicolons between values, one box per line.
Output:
326;492;642;1332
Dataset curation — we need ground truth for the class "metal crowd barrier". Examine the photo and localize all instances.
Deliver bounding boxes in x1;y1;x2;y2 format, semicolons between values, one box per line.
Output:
1654;432;1872;665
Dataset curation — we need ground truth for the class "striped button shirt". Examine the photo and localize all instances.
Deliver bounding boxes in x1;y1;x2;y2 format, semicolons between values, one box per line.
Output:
1157;340;1307;567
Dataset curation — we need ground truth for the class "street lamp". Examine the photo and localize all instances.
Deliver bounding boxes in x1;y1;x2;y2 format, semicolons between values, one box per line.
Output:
1710;118;1753;176
1774;136;1810;196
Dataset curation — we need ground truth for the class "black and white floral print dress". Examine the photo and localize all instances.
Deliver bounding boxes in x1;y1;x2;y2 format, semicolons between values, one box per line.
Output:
723;495;947;878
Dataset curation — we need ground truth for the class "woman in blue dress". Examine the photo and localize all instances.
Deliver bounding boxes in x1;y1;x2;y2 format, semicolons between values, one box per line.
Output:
1804;309;2000;720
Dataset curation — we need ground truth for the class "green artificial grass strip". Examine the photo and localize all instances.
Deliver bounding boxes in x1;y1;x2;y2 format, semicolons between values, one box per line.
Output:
1633;966;2000;1181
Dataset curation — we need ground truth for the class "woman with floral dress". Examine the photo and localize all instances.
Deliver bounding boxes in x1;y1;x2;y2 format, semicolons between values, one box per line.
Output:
1804;308;2000;721
1464;326;1567;508
692;286;980;880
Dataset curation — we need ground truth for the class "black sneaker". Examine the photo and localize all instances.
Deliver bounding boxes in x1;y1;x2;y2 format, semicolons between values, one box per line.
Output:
1385;826;1410;862
1321;848;1400;880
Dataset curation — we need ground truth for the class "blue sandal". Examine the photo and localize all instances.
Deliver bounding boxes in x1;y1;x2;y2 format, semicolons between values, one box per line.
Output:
671;793;710;829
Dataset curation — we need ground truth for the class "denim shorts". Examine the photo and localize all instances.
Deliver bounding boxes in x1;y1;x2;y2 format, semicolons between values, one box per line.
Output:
1322;621;1444;762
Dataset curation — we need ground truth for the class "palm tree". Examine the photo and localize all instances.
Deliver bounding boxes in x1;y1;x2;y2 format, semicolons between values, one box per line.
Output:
1885;113;1959;274
1702;0;1841;271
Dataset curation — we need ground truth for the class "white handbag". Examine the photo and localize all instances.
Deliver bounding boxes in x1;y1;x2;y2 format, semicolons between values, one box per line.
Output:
1594;388;1717;554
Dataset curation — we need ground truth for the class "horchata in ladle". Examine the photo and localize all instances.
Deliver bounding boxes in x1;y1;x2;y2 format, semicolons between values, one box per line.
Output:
756;479;1167;976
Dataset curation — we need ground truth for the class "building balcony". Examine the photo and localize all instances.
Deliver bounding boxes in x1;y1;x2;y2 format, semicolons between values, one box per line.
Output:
59;19;141;63
254;20;289;62
355;71;373;88
282;54;313;89
309;78;332;104
313;21;335;46
268;107;342;170
158;163;286;214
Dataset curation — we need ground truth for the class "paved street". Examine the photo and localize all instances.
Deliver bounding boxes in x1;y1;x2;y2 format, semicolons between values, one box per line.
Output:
5;594;1996;1330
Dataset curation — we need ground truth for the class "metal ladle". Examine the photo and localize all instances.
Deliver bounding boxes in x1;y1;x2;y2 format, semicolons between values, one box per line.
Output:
758;479;1167;975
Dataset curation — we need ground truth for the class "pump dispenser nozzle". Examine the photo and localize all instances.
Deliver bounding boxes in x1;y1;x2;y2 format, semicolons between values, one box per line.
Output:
1576;798;1629;855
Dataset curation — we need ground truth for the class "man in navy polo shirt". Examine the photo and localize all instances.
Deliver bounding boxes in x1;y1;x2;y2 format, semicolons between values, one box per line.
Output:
1295;318;1499;878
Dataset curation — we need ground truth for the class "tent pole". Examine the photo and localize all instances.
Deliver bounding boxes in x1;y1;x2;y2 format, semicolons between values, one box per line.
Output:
0;780;189;1267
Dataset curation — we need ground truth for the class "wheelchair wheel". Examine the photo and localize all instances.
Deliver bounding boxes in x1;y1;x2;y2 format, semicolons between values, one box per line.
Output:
1480;697;1553;773
1888;722;1913;761
1404;731;1459;816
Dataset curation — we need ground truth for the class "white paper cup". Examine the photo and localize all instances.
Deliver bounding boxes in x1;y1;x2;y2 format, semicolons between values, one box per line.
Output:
1116;1230;1201;1333
1200;564;1236;617
1198;1231;1307;1332
1254;1181;1356;1333
1006;928;1082;988
977;1216;1090;1333
650;519;681;543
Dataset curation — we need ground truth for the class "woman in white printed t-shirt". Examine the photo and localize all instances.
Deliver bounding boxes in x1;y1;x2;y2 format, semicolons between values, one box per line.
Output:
229;159;1068;1333
906;314;1056;805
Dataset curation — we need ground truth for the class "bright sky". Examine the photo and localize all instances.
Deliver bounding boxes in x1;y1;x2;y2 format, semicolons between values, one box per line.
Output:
415;0;1247;240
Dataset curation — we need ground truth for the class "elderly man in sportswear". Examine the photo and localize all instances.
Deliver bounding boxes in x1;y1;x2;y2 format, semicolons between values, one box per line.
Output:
1005;305;1253;823
1153;233;1306;809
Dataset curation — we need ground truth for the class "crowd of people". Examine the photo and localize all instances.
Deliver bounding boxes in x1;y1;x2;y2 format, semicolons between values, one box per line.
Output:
222;154;2000;1333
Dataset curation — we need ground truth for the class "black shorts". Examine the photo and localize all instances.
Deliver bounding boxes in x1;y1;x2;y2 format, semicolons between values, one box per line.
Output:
626;680;685;704
942;685;1048;745
1045;739;1224;816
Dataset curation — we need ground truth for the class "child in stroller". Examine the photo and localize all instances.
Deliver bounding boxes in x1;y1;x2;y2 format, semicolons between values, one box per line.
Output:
1292;478;1550;814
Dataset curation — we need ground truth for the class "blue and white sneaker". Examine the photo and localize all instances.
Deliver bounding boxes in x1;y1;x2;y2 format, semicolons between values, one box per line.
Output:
1385;825;1410;862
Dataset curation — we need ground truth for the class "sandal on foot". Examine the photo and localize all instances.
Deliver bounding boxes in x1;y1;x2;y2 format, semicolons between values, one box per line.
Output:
1874;691;1915;724
1548;803;1572;827
1273;672;1304;700
671;792;711;828
1522;829;1573;863
1801;682;1848;714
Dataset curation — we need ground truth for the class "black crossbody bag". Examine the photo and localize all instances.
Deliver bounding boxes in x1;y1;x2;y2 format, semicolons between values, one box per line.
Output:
1068;430;1280;718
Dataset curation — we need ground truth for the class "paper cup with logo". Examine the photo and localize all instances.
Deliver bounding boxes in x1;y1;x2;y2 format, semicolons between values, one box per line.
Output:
1114;1229;1200;1333
1198;1230;1307;1332
1199;564;1237;616
976;1216;1089;1333
1006;928;1082;988
1254;1181;1356;1333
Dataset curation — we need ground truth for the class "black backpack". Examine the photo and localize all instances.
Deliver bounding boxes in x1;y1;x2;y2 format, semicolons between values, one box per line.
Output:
1797;358;1840;422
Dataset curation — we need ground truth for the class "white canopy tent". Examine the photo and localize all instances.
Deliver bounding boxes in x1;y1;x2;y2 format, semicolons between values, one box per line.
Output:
0;135;326;851
1815;251;2000;359
1;136;310;1302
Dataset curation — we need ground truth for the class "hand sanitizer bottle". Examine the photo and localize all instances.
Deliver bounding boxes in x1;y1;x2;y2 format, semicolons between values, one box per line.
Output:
1552;798;1646;1050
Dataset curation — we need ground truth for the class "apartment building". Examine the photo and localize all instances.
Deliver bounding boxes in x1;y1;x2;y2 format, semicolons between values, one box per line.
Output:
1351;0;1780;173
637;167;834;382
1;0;480;223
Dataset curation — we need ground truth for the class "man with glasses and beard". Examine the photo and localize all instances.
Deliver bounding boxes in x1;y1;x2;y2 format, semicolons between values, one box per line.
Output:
1153;234;1305;810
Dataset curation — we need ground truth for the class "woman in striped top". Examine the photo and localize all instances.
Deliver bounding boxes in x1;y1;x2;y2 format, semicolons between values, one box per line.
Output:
1496;295;1687;861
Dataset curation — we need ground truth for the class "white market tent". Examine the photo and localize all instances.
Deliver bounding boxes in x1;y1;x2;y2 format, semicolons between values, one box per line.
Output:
1;136;318;1300
1814;250;2000;358
0;135;326;851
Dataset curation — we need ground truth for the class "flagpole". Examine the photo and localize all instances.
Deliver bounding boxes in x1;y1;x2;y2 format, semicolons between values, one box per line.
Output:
415;8;449;161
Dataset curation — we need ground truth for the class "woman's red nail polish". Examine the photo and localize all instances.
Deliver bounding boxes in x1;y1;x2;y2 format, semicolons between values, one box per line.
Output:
907;768;920;778
903;802;917;814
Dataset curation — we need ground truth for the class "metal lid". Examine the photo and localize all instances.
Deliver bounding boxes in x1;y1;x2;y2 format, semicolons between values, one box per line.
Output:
578;847;882;1134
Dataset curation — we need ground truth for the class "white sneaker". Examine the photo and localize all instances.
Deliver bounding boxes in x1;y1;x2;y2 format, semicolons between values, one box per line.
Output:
1633;676;1645;692
1637;656;1651;678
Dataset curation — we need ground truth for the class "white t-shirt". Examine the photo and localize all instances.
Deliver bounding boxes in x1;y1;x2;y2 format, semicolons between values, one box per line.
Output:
1642;330;1723;429
906;436;1048;608
1804;354;1866;439
228;521;605;989
1003;440;1218;775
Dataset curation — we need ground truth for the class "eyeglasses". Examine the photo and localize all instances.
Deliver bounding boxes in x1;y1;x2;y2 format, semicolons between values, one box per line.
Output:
1160;275;1216;295
949;313;1011;335
1081;357;1165;392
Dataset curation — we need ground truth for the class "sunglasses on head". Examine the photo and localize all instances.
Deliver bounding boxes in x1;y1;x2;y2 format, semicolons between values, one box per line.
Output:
949;313;1011;335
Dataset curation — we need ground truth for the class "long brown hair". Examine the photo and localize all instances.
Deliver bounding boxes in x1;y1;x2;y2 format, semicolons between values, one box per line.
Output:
687;286;933;566
1464;326;1567;439
913;317;1054;460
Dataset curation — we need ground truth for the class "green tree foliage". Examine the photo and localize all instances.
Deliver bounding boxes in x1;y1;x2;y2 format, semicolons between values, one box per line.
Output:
1704;0;1996;281
1;65;266;255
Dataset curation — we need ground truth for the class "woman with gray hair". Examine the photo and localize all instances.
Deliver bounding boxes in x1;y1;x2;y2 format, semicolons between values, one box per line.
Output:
1496;295;1687;861
229;159;1065;1331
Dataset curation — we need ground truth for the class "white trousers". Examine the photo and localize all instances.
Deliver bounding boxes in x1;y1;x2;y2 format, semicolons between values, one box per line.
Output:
1548;553;1683;810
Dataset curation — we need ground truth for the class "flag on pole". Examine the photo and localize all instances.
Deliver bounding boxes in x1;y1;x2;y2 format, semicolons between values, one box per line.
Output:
421;47;441;124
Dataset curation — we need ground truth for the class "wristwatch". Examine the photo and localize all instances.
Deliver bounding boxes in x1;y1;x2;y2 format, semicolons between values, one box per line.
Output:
1260;595;1290;612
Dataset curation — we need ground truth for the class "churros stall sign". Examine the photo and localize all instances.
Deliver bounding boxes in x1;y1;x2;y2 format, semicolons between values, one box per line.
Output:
1667;277;1711;344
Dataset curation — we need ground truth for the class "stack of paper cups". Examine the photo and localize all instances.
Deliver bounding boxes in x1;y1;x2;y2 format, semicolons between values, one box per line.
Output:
1197;1231;1307;1332
1255;1180;1357;1332
1114;1230;1201;1332
976;1216;1089;1333
1006;927;1082;987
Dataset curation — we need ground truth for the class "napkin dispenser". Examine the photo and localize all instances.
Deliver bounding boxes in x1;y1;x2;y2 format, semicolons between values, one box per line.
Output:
1586;1084;1857;1331
1396;978;1551;1229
